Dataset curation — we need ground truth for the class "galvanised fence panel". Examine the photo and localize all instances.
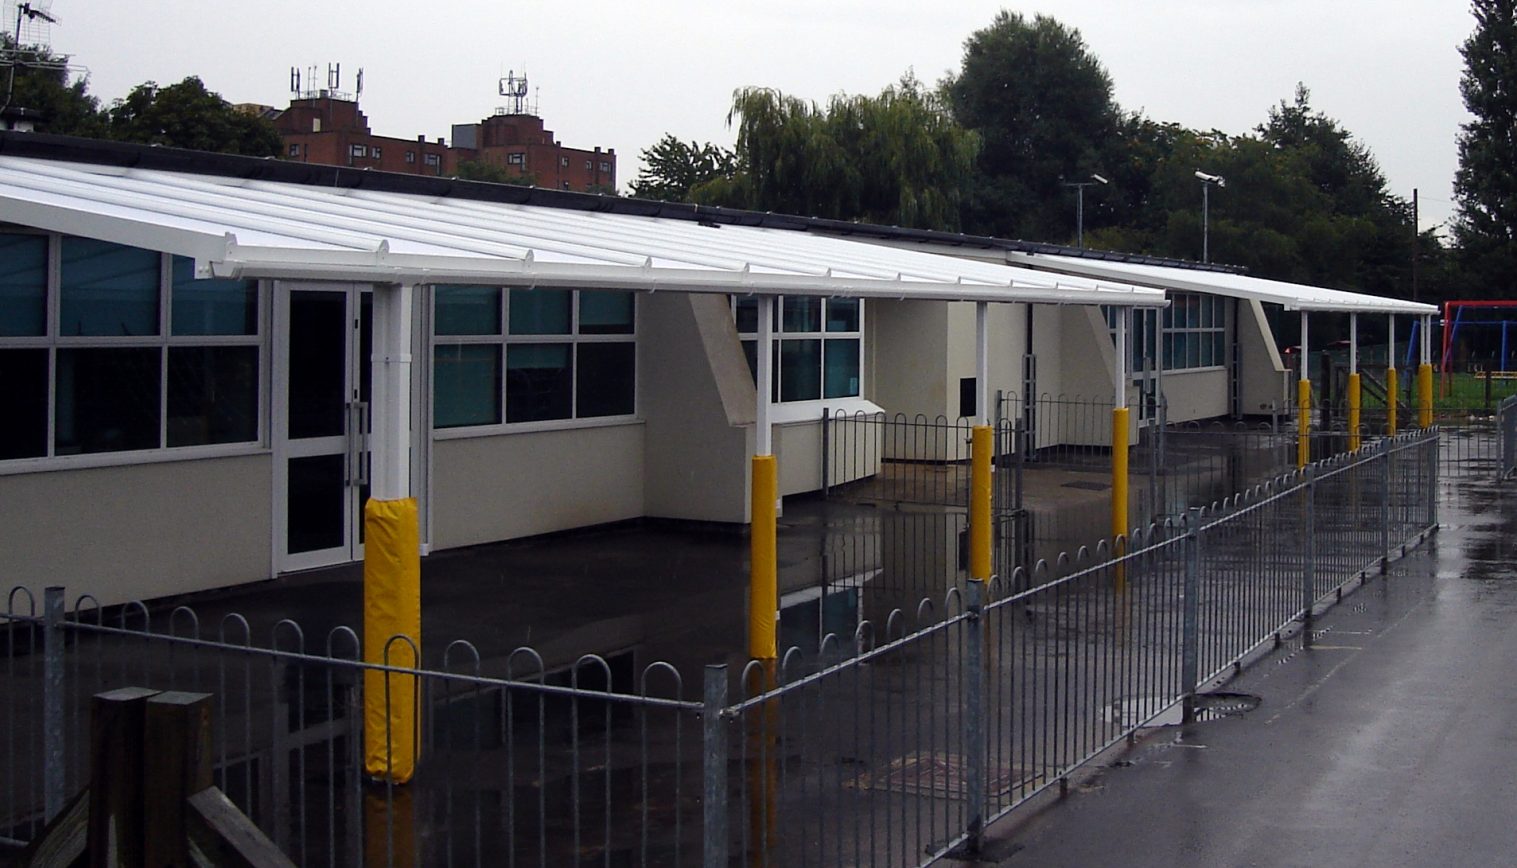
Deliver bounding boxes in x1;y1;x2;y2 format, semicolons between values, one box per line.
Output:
2;431;1442;867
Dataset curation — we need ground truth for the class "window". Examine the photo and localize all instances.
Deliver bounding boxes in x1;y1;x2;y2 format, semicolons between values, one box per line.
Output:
735;296;862;402
559;156;569;167
350;144;367;158
0;233;261;463
599;161;611;172
371;146;382;159
584;160;592;170
288;143;301;157
405;151;416;164
1162;293;1227;370
432;286;635;429
507;152;525;166
423;153;440;167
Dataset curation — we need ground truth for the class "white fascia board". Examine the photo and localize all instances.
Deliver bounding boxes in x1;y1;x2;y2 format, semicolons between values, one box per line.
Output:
0;194;234;261
1007;252;1436;316
220;248;1168;306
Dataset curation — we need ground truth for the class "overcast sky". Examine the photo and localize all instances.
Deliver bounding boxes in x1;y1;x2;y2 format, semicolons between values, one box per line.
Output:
38;0;1474;235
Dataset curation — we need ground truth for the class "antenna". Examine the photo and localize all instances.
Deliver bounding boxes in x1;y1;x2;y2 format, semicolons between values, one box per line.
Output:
327;63;340;91
497;68;532;115
355;67;363;97
290;66;301;94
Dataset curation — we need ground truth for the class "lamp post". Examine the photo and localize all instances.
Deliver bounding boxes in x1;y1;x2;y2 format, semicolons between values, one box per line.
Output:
1195;170;1225;263
1062;173;1109;248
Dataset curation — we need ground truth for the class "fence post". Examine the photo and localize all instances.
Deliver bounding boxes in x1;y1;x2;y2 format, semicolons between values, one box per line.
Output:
961;579;988;856
1181;508;1202;723
820;407;831;499
1301;466;1317;647
43;585;65;822
702;665;729;868
1380;441;1392;574
1428;429;1440;530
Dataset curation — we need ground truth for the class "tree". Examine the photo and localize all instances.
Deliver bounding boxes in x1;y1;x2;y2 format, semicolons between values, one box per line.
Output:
944;12;1121;240
1453;0;1517;296
106;77;281;156
719;73;979;229
628;135;734;201
0;36;107;136
455;158;537;187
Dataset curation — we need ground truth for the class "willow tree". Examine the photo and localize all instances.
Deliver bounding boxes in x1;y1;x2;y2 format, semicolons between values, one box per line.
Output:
719;74;979;230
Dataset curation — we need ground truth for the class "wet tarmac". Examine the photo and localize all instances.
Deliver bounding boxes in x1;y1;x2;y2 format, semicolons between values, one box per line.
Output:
962;468;1517;867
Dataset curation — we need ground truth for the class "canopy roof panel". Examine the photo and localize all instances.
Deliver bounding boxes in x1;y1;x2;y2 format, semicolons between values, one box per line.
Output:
1006;252;1436;316
0;155;1167;308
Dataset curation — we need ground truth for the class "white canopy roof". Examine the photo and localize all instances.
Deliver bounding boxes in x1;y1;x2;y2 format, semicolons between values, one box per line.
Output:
0;155;1167;308
1005;251;1436;316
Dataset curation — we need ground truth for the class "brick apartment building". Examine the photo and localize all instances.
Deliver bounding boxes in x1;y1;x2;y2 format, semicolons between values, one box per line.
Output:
270;93;616;191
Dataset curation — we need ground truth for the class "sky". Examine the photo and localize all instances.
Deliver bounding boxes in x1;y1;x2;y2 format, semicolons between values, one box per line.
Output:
31;0;1475;235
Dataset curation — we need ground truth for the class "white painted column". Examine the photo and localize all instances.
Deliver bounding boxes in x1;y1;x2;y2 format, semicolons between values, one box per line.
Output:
371;282;414;500
975;301;990;425
1389;316;1396;369
1114;308;1129;409
1349;314;1358;376
756;296;773;456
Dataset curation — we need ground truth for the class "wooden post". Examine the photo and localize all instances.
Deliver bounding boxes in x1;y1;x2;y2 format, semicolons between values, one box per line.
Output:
142;691;215;868
88;687;159;868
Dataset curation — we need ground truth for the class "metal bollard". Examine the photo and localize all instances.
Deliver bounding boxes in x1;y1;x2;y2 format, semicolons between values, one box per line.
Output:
702;665;729;868
1181;509;1202;723
43;585;65;822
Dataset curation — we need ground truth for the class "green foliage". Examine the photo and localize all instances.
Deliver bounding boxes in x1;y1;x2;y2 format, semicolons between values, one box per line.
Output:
0;36;108;137
106;77;281;156
455;159;537;186
718;73;978;229
944;12;1120;240
629;135;734;201
1453;0;1517;296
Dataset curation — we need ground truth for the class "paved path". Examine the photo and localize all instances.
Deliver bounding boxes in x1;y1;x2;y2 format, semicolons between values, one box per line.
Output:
971;472;1517;867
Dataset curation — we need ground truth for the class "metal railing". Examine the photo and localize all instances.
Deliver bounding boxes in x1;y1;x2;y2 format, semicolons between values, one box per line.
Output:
2;430;1442;866
1501;395;1517;479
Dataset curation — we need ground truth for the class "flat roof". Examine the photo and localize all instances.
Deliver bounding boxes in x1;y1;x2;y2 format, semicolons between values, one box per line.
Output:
0;143;1166;308
1006;252;1437;316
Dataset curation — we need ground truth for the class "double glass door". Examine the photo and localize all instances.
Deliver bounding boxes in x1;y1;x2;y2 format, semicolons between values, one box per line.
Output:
277;285;372;571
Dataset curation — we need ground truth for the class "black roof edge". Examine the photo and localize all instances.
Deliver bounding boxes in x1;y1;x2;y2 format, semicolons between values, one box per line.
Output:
0;131;1244;274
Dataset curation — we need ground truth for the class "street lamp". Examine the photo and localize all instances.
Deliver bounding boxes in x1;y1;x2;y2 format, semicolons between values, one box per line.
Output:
1061;173;1109;249
1195;170;1225;263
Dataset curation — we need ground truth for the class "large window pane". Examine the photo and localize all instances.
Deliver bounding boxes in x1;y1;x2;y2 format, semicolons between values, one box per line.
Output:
0;349;48;459
826;299;859;332
824;338;860;398
782;297;821;333
508;288;570;335
168;346;258;446
735;297;758;333
577;342;635;417
171;257;256;335
506;344;572;422
435;285;501;336
55;347;161;454
434;344;502;428
0;233;46;337
60;238;160;336
779;339;820;402
579;291;634;334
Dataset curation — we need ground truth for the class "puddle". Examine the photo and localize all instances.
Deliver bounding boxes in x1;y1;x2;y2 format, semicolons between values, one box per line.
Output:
1102;692;1261;727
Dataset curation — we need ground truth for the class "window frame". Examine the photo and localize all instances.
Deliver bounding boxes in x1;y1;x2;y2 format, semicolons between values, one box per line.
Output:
0;231;269;475
734;295;865;406
430;286;639;438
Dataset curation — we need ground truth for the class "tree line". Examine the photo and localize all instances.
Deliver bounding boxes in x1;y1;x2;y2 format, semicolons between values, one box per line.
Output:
632;8;1517;310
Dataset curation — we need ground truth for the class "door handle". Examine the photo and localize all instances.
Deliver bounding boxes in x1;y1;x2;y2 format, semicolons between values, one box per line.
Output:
356;401;371;487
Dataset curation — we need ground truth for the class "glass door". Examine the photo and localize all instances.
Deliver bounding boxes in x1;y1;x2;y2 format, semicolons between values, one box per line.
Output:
276;285;372;571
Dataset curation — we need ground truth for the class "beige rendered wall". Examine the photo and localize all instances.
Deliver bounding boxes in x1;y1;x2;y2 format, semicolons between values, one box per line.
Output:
870;299;949;420
431;423;645;549
1160;369;1230;421
0;455;273;608
641;292;753;525
1237;298;1290;414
